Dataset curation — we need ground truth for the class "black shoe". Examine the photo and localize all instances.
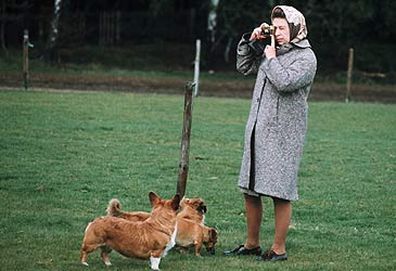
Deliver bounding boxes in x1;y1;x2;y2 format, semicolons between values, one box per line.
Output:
223;245;262;256
256;249;288;261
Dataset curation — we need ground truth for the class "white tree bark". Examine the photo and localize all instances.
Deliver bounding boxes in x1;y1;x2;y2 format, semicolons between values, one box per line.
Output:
47;0;62;54
207;0;220;43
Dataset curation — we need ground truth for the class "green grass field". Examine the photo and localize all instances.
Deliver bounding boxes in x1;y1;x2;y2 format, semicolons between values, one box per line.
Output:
0;89;395;270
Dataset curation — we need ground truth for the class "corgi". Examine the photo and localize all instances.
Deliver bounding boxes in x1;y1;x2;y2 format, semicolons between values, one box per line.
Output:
80;192;180;270
176;217;217;256
106;196;217;256
177;197;207;224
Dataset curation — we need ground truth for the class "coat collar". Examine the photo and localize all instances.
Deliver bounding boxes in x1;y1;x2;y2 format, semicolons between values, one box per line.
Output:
292;38;311;49
276;38;311;56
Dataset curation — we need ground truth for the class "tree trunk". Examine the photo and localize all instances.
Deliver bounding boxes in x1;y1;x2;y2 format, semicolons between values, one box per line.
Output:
207;0;220;44
207;0;220;70
0;0;7;53
45;0;63;62
224;36;233;63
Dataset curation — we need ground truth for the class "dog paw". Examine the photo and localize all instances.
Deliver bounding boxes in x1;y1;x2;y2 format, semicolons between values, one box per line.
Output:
81;261;89;267
104;261;112;266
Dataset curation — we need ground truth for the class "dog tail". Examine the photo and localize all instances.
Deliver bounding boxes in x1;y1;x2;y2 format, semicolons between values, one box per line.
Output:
106;198;122;217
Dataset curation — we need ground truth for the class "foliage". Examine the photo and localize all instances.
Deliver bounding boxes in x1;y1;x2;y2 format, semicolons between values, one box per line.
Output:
217;0;268;39
2;0;396;72
0;90;395;270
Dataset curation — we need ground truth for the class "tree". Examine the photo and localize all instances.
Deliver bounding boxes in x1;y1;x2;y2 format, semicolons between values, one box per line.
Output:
215;0;269;62
207;0;220;45
0;0;30;54
0;0;6;53
45;0;64;62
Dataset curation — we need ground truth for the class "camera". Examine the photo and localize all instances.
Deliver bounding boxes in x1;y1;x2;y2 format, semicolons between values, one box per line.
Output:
260;23;275;37
248;23;275;55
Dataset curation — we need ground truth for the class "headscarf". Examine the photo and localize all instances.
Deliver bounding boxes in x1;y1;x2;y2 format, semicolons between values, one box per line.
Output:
271;5;308;44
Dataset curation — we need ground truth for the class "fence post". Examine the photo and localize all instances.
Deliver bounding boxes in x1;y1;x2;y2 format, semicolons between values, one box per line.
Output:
345;48;354;103
193;39;201;97
176;82;195;197
23;29;29;90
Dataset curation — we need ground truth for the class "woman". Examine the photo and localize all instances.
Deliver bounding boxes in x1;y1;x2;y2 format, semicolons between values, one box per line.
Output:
224;5;317;261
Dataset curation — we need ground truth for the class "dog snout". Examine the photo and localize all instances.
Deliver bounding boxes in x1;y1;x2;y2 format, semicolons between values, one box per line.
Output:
198;204;207;213
207;247;215;255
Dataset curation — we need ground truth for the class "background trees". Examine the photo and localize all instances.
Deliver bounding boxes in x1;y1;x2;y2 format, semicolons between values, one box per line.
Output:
1;0;395;74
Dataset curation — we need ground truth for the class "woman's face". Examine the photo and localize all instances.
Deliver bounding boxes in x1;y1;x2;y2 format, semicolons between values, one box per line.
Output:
273;18;290;45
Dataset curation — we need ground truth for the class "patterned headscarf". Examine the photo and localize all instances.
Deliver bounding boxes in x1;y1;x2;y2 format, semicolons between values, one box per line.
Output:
271;5;308;44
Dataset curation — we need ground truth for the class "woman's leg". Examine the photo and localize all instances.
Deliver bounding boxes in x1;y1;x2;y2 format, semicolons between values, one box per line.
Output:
244;193;262;248
272;197;291;254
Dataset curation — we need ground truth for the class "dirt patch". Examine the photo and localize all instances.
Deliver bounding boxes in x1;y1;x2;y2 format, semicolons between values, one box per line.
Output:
1;72;395;103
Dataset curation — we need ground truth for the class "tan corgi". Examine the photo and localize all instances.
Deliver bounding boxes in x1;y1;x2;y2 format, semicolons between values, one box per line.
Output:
177;197;207;223
80;192;180;270
106;196;217;256
176;218;217;256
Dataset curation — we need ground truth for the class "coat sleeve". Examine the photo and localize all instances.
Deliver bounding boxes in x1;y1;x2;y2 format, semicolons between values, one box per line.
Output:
262;49;317;93
236;33;262;76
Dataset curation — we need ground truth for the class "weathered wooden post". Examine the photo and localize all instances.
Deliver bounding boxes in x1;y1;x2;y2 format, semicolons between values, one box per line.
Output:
345;48;354;103
23;29;29;90
176;82;195;197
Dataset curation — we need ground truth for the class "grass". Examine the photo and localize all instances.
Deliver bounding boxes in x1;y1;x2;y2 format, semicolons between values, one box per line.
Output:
0;89;395;270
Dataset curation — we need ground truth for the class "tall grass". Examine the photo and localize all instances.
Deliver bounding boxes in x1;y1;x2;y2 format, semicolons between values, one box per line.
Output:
0;90;395;270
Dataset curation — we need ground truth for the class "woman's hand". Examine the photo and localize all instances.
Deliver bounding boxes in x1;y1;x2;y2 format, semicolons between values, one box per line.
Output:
264;44;276;59
249;26;267;41
264;34;276;59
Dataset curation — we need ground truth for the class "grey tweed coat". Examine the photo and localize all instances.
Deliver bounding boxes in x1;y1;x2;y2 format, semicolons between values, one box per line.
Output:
237;34;317;201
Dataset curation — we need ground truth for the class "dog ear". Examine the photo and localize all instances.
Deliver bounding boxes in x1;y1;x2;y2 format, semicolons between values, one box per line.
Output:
149;192;160;206
171;194;181;211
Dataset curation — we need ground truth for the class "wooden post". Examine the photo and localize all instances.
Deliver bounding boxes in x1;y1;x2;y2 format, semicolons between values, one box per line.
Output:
193;39;201;97
346;48;354;103
23;29;29;90
176;82;195;197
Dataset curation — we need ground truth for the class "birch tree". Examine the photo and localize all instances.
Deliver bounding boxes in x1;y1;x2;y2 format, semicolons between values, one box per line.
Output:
45;0;63;62
207;0;220;44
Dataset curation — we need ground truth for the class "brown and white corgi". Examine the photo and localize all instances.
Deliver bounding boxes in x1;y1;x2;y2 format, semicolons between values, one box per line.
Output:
80;192;180;270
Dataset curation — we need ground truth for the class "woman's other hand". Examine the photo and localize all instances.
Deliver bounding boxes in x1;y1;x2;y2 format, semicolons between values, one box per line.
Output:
249;26;266;41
